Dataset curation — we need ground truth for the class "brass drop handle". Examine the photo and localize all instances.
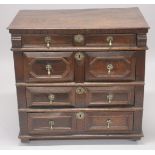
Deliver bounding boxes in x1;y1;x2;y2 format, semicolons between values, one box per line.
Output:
49;120;55;129
107;94;113;103
46;64;52;75
76;112;85;119
48;94;55;104
74;52;85;61
45;36;51;48
106;119;112;128
106;36;113;47
76;87;87;95
74;34;85;44
107;64;113;74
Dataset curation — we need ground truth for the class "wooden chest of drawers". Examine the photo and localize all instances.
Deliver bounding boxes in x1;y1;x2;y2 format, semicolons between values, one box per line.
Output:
8;8;149;142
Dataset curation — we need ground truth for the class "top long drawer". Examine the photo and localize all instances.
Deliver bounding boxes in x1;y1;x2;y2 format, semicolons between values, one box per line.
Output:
22;34;136;48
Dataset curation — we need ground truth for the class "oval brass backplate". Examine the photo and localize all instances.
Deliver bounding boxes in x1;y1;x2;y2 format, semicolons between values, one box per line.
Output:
74;34;85;44
74;52;84;61
76;87;86;94
76;112;85;119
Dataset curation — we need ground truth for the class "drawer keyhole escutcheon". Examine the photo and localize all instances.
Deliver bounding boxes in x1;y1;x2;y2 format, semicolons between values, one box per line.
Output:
106;36;113;47
107;64;113;74
107;94;113;103
49;120;55;129
46;64;52;75
106;119;112;128
76;112;85;119
74;52;85;61
74;34;85;44
76;87;87;94
48;94;55;104
45;36;51;48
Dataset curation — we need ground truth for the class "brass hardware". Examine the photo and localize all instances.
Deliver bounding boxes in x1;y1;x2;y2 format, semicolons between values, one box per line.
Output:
74;34;84;44
107;94;113;103
76;112;85;119
106;36;113;47
49;120;55;129
74;52;85;61
45;36;51;48
46;64;52;75
48;94;55;104
76;87;87;94
107;64;113;74
106;119;112;128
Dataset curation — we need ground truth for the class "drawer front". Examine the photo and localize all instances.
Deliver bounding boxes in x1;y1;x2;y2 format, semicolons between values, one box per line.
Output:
22;34;73;48
26;87;75;107
85;51;136;81
85;86;134;106
27;110;134;134
86;34;136;47
85;111;133;133
28;112;76;134
24;52;74;82
22;34;136;48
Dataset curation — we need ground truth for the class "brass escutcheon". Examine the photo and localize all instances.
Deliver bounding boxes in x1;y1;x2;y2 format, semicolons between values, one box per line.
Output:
74;52;85;61
76;112;85;119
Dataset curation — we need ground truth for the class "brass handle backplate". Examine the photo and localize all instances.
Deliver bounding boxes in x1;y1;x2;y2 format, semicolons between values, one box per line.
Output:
76;112;85;119
74;52;85;61
106;36;113;47
48;94;55;104
74;34;85;45
107;64;113;74
76;87;87;95
49;120;55;129
106;119;112;128
46;64;52;75
45;36;51;48
107;94;113;103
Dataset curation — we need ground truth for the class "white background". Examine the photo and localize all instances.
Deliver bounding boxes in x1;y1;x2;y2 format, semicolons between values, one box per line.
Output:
0;4;155;149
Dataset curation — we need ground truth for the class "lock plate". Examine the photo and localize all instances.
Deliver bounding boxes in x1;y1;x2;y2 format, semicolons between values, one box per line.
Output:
74;52;84;61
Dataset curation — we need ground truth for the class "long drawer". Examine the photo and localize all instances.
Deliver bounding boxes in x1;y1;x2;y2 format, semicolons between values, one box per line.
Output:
27;110;135;135
22;34;136;48
23;51;137;83
26;86;135;108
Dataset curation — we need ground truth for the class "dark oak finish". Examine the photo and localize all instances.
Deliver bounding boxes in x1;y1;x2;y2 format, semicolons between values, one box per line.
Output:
8;8;149;142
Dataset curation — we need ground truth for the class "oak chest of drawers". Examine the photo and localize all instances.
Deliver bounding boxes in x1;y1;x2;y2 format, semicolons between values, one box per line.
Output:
8;8;149;142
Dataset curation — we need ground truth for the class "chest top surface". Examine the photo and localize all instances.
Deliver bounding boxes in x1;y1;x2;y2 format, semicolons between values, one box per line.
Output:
8;7;149;30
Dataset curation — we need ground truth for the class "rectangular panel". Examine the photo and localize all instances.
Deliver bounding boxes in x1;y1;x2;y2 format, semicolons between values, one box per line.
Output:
28;112;76;134
86;34;136;47
26;87;75;107
22;34;73;48
85;111;133;133
24;52;74;82
86;86;134;107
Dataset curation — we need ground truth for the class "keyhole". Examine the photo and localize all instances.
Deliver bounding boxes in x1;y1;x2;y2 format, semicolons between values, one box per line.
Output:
78;54;81;59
